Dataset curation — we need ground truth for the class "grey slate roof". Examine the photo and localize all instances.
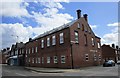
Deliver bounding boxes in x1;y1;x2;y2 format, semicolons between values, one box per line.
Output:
33;19;78;40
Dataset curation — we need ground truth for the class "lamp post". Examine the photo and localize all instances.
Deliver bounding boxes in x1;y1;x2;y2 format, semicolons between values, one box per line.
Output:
70;41;76;69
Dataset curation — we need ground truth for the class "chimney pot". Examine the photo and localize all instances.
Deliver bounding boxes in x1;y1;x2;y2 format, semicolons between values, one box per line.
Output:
83;14;88;22
76;9;81;19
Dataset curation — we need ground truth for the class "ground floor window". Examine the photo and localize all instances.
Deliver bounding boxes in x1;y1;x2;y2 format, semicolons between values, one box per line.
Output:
47;57;50;64
42;57;44;64
38;58;40;63
32;58;34;63
54;56;58;64
85;54;89;61
61;55;65;63
94;54;97;61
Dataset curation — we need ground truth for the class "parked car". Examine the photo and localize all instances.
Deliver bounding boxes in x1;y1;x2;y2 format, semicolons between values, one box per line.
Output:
117;60;120;65
103;60;115;67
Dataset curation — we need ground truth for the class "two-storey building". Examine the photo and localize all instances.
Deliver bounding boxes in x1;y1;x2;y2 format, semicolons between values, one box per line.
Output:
24;10;102;68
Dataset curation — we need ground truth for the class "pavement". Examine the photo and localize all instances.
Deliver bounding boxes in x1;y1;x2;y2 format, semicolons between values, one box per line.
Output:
24;67;80;73
24;65;102;73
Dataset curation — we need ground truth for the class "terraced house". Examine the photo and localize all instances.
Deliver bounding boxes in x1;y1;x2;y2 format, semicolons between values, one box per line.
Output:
25;10;102;68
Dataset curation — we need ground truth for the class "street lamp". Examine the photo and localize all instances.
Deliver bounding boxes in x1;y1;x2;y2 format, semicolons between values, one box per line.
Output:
70;41;77;69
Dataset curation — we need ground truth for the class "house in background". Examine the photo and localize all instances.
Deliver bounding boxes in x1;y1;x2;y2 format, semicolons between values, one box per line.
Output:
24;9;102;68
8;42;25;66
0;48;10;64
101;44;120;63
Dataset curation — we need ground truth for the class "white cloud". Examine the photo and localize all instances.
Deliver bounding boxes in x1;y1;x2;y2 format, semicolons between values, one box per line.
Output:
31;1;73;33
101;22;119;46
0;0;30;17
1;1;74;49
107;22;120;27
90;25;97;29
0;23;34;49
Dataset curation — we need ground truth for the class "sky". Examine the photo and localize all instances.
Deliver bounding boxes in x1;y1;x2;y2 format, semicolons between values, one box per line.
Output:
0;0;119;50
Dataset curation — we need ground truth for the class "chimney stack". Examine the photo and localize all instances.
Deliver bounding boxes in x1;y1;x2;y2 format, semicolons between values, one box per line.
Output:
29;38;32;42
83;14;88;22
76;9;81;19
112;44;115;48
116;45;119;49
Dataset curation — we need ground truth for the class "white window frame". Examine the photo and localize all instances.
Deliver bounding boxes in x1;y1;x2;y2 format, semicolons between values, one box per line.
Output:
94;54;97;61
22;49;24;54
29;58;30;63
29;48;30;54
85;54;89;61
54;56;58;64
38;58;40;63
32;47;34;53
97;42;100;48
36;58;37;63
52;35;56;45
26;49;27;54
35;47;38;53
41;39;44;48
75;31;79;43
61;55;65;64
99;55;101;61
25;55;27;57
77;23;80;29
60;33;64;44
32;58;34;64
47;57;50;63
42;57;44;64
91;37;95;46
47;37;50;47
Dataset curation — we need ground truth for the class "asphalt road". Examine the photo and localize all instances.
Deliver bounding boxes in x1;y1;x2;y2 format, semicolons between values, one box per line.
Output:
1;64;119;77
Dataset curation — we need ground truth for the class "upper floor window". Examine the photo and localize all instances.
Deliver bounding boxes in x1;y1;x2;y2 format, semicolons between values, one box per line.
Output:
60;33;64;44
22;49;24;54
26;49;27;54
15;50;18;55
91;37;95;46
41;39;44;48
47;37;50;47
82;24;84;31
77;23;81;29
35;47;38;53
29;48;31;54
61;55;65;64
52;35;56;45
84;25;87;32
32;47;34;53
84;34;87;46
97;42;101;48
75;31;79;43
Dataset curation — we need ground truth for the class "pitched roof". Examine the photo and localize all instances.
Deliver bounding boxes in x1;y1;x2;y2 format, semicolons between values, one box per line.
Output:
33;19;78;40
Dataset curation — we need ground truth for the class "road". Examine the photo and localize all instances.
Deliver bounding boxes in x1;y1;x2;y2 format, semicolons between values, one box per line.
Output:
1;64;119;77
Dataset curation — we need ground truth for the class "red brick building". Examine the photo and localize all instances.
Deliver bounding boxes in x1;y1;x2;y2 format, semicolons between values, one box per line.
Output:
25;10;102;68
0;48;10;64
102;44;120;63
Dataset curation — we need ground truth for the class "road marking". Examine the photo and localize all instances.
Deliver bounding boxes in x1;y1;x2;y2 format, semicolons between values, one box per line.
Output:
15;73;27;76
